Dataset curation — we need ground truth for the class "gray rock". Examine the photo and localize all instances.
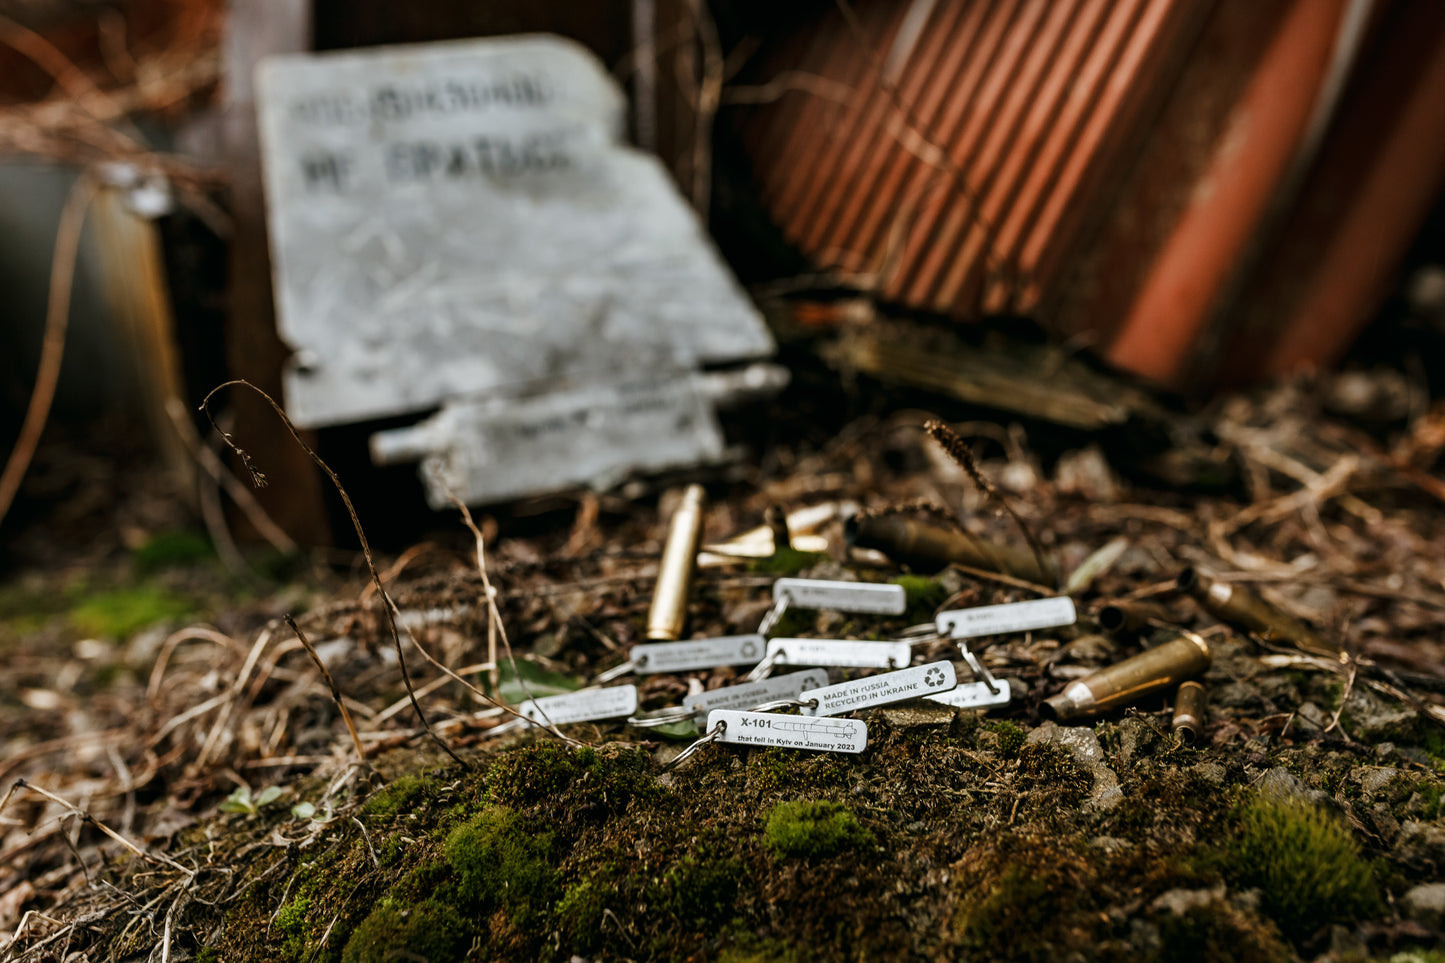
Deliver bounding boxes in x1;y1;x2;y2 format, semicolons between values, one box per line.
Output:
1089;836;1133;856
1026;721;1124;811
1191;762;1227;786
1400;882;1445;929
1150;885;1226;916
1116;717;1157;768
1396;820;1445;865
1257;767;1309;804
1356;767;1403;795
877;705;957;731
1294;701;1329;732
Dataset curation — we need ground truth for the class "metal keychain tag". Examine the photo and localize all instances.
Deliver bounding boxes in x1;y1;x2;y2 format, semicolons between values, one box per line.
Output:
684;669;830;715
773;578;907;614
800;661;957;717
632;635;767;674
936;596;1076;639
766;638;912;669
517;686;639;726
707;710;868;753
925;679;1014;710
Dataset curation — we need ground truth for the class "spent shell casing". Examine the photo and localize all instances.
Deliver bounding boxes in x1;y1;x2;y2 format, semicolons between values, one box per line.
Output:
849;514;1057;587
1176;568;1338;659
1097;600;1174;638
1041;631;1211;721
647;485;706;641
1172;681;1207;744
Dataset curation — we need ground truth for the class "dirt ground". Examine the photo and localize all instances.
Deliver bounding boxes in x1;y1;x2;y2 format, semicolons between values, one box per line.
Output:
2;348;1445;962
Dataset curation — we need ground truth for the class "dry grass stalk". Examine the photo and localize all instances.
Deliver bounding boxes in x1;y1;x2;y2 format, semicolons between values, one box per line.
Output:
200;379;466;769
283;616;367;764
923;419;1053;587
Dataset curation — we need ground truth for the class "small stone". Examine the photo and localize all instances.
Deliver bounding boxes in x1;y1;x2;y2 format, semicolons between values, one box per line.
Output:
1089;836;1133;856
1027;721;1124;811
1150;885;1225;916
1294;701;1328;732
1374;741;1396;760
1116;717;1158;768
877;704;958;731
1191;762;1227;786
1257;767;1308;804
1357;767;1403;795
1400;882;1445;929
1396;820;1445;865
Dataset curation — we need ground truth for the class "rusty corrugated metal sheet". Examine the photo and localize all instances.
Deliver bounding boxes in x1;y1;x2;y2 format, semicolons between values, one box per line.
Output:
740;0;1204;319
735;0;1445;393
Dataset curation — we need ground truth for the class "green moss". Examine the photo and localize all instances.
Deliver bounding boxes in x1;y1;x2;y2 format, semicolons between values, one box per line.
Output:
275;895;310;936
444;805;557;925
1418;781;1443;820
892;574;948;621
1151;903;1291;963
194;949;219;963
485;743;661;824
663;853;743;924
132;530;214;573
717;938;809;963
69;585;194;638
763;800;874;860
1224;796;1378;941
556;876;615;955
360;772;435;820
1389;952;1445;963
748;548;828;576
340;898;471;963
991;720;1026;756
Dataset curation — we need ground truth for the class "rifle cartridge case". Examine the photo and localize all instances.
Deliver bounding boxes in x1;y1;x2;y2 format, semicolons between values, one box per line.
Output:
849;514;1057;587
1172;681;1207;744
1097;600;1176;638
1176;568;1338;658
1041;631;1212;721
647;485;706;641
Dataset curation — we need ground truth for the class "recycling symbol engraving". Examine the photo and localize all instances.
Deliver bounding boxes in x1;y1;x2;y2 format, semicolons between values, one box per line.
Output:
741;639;760;658
924;666;947;688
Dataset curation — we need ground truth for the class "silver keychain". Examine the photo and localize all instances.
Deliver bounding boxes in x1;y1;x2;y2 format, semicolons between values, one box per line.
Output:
744;638;911;682
758;578;907;636
595;634;767;683
626;671;828;730
666;710;869;768
799;661;957;716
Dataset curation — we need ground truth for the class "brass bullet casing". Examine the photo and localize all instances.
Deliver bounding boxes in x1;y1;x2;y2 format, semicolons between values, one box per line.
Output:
848;514;1057;587
1097;600;1174;638
1172;681;1207;744
1176;568;1339;659
1041;631;1212;721
647;485;706;641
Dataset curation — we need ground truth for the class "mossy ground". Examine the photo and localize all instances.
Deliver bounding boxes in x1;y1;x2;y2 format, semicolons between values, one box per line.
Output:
103;709;1445;963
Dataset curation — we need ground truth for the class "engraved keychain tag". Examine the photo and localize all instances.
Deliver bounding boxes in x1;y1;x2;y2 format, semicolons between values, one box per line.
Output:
684;670;830;715
632;635;766;674
518;686;639;726
925;679;1014;710
773;578;907;615
708;710;868;753
766;638;912;669
936;597;1076;639
800;661;957;717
